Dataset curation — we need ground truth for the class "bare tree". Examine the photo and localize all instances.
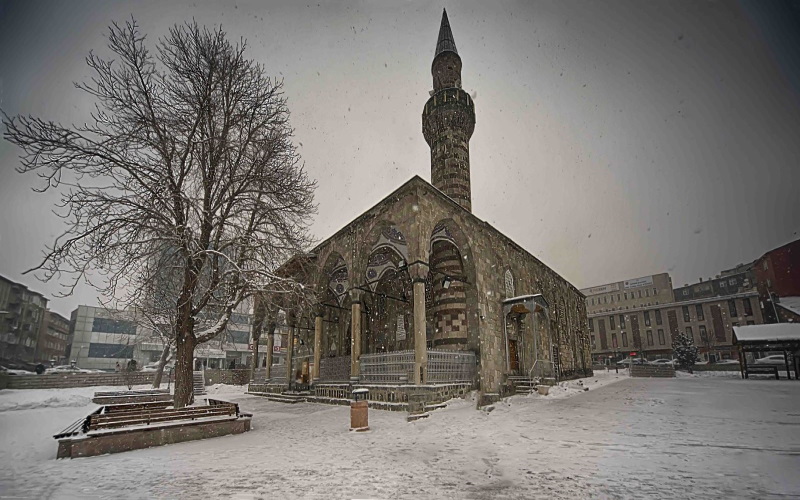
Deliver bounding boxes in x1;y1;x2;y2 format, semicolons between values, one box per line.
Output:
3;19;316;407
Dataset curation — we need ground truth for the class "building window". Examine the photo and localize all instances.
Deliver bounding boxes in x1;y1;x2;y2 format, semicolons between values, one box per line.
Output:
763;261;768;271
92;318;137;335
646;289;650;297
622;332;628;347
658;329;665;345
88;342;135;359
619;314;626;329
644;311;651;327
682;306;690;322
720;281;726;288
612;333;618;348
624;292;628;300
696;304;704;321
604;296;608;304
610;316;615;330
646;330;654;346
743;298;753;316
589;318;594;331
617;294;621;301
654;288;658;295
699;325;707;341
638;291;642;298
504;270;515;298
655;309;662;325
728;299;738;317
686;326;693;339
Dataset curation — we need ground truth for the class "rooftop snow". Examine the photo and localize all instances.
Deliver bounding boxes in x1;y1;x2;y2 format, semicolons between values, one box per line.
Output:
777;296;800;317
733;323;800;342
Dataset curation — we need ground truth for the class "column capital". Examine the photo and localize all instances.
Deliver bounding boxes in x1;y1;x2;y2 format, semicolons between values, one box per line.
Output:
407;261;430;282
349;288;365;304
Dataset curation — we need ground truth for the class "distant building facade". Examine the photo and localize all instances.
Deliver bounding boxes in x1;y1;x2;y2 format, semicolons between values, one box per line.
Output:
0;275;48;363
34;310;70;364
585;273;765;364
753;239;800;323
66;305;254;371
583;273;674;315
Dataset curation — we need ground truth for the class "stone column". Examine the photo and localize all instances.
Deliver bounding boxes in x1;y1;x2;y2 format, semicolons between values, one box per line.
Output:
265;324;274;380
351;296;362;379
286;323;295;386
313;312;323;382
409;262;429;385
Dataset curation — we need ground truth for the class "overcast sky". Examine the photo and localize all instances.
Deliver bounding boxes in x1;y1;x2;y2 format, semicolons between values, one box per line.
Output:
1;0;799;317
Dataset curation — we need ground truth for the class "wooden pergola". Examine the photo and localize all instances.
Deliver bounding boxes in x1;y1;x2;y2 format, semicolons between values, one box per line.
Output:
733;324;800;380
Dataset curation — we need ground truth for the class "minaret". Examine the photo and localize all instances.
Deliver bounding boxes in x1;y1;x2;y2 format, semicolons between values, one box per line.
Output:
422;8;476;212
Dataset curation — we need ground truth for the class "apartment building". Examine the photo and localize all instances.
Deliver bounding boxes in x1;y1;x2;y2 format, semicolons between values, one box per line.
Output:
34;310;70;364
0;275;48;363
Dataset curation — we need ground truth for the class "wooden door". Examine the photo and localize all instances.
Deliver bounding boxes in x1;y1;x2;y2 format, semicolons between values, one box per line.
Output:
509;339;520;372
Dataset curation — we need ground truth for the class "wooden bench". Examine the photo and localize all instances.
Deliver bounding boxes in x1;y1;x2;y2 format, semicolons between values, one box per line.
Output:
55;400;251;458
88;404;238;432
745;365;779;379
92;390;172;405
101;400;173;414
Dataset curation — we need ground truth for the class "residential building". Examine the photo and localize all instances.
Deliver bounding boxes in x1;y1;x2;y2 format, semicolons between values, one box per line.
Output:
753;238;800;323
587;274;765;364
0;275;48;363
34;310;70;364
582;273;674;315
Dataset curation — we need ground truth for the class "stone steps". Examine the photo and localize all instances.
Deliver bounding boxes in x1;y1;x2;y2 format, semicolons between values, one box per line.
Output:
193;372;206;395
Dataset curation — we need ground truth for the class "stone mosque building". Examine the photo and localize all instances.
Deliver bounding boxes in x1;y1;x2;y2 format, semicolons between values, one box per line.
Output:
251;10;591;406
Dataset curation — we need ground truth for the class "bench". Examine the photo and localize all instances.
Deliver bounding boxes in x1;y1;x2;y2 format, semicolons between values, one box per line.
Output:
92;390;172;405
101;400;173;414
88;404;238;432
55;399;251;458
745;365;779;379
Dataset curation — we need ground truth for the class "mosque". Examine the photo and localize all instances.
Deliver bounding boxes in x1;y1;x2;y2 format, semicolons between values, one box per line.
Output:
250;9;591;407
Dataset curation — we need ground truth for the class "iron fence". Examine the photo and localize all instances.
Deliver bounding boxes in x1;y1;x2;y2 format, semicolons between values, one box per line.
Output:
359;349;476;384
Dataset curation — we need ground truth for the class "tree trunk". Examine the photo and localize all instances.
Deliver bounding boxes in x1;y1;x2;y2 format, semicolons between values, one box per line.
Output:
151;343;172;388
174;334;196;408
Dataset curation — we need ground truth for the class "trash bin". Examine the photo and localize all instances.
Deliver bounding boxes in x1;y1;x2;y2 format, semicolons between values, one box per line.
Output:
350;388;369;431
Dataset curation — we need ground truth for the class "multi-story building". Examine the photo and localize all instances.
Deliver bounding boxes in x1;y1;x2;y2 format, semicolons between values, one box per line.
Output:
34;310;70;364
673;270;755;303
586;274;765;364
66;304;255;371
0;275;48;363
583;273;674;316
753;239;800;323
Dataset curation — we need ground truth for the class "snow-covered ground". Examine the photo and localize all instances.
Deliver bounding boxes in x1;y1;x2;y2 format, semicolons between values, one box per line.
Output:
1;373;798;499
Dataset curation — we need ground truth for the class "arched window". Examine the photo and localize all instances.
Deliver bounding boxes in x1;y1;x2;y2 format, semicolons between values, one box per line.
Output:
504;269;515;298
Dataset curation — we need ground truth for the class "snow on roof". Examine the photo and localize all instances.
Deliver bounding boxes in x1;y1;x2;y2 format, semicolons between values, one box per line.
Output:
777;296;800;317
733;323;800;342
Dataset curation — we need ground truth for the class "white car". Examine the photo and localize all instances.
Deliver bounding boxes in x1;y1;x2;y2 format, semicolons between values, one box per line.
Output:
754;355;788;366
49;365;99;374
142;361;175;372
649;359;676;366
0;366;34;375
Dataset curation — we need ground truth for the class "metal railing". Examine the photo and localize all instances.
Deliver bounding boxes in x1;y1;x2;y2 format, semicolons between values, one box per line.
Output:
359;349;476;384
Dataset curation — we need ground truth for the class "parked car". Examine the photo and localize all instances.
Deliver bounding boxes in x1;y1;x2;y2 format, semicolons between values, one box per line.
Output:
616;358;647;366
49;364;99;374
754;354;788;366
716;359;740;365
0;365;34;375
142;361;175;372
649;359;675;366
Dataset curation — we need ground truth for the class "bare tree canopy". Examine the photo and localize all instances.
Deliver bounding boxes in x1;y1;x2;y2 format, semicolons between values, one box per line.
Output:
3;19;317;406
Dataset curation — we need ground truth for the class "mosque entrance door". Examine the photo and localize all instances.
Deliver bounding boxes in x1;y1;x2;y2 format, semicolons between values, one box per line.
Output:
508;339;520;372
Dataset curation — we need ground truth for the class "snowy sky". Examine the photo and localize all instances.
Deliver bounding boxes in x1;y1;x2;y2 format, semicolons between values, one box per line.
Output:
1;0;799;317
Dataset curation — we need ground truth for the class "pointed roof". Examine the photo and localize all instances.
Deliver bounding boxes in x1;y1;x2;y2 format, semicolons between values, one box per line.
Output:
434;8;458;57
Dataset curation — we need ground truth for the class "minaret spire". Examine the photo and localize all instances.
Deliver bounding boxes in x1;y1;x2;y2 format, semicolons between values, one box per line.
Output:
422;9;476;212
435;8;458;57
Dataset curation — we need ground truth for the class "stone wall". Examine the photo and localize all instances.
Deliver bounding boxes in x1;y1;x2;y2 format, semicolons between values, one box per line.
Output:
4;371;159;390
630;364;675;378
203;369;251;386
